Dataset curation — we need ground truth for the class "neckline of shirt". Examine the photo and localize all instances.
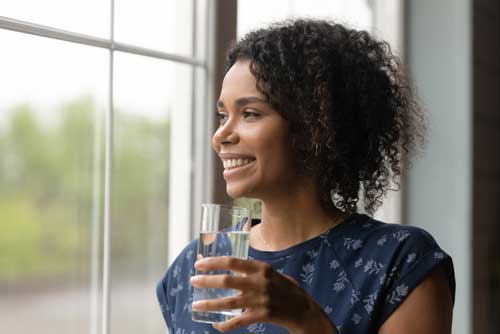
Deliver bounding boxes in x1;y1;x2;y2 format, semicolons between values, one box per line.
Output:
248;212;365;260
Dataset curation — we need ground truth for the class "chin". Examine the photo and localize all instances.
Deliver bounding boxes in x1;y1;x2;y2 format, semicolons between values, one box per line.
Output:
226;183;256;199
226;185;245;198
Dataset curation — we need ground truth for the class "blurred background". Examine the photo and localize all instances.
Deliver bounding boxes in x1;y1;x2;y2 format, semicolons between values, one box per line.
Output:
0;1;497;334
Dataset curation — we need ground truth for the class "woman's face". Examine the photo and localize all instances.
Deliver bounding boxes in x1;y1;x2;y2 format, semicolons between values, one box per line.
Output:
212;60;296;199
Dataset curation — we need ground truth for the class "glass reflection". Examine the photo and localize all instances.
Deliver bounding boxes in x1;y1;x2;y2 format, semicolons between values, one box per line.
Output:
0;29;108;334
111;51;192;333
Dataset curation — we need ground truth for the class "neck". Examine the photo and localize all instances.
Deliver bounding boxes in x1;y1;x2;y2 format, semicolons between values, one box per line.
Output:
256;178;344;251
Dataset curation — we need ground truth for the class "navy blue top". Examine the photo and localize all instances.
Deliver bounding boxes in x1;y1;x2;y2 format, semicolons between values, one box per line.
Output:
156;213;455;333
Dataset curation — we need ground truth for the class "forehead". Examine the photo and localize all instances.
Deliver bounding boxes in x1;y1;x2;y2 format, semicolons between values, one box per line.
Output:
219;60;263;99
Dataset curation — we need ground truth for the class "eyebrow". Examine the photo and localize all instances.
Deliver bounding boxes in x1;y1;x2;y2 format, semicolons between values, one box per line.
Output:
216;96;269;108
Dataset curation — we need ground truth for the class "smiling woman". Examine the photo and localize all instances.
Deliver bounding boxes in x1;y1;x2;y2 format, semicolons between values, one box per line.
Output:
156;18;455;334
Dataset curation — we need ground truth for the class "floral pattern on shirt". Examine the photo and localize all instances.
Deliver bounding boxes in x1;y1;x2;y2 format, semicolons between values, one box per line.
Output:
157;214;455;334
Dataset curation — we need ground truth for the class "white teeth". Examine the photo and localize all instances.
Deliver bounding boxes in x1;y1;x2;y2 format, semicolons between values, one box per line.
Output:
223;158;254;170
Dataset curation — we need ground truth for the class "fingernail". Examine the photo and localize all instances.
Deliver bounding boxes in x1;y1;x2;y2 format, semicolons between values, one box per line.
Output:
195;258;209;269
192;301;202;310
190;276;201;284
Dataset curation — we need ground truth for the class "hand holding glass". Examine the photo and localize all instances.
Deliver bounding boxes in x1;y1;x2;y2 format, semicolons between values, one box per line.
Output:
191;204;252;324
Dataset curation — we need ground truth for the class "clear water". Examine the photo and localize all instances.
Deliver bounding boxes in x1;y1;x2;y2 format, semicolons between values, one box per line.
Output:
192;231;250;323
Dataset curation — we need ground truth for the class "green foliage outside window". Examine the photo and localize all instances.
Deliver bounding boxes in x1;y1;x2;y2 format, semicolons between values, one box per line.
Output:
0;96;170;283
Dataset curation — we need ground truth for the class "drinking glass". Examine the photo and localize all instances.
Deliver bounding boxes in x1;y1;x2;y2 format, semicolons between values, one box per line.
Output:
191;204;252;323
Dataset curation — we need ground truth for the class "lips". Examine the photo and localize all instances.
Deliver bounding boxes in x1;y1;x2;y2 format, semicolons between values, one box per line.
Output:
219;152;256;179
223;158;256;169
222;158;256;178
219;153;255;160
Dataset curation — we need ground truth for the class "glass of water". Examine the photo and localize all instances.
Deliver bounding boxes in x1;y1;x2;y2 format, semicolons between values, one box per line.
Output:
191;204;252;323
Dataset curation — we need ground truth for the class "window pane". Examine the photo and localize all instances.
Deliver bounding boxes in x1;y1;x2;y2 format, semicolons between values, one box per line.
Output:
194;0;208;59
115;0;193;56
0;1;110;38
111;52;192;333
0;29;108;334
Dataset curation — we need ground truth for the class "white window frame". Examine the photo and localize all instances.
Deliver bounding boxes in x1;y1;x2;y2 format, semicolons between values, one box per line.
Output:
0;0;210;331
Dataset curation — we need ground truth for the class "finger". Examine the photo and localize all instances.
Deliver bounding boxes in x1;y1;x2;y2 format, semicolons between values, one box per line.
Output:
194;256;261;274
212;309;267;333
190;274;252;290
192;294;256;312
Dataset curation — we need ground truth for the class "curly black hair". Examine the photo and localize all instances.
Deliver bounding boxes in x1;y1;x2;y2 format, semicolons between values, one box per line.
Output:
225;19;425;215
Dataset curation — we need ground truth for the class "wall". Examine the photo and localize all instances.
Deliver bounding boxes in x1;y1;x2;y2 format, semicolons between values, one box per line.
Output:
472;0;500;333
405;1;472;334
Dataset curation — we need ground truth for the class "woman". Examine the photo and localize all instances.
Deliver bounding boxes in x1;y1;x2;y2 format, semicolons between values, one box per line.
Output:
157;19;455;334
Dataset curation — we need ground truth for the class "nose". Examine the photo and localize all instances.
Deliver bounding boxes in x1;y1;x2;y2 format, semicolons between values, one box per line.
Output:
212;118;239;150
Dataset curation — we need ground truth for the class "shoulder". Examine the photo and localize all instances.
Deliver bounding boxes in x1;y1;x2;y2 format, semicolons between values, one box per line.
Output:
337;214;443;260
366;218;450;275
337;214;455;330
340;214;454;286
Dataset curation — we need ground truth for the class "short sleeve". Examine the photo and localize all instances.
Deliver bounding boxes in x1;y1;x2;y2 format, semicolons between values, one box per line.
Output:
376;227;456;328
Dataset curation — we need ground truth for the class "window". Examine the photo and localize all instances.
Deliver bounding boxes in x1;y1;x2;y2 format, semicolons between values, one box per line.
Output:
0;28;108;334
0;1;210;332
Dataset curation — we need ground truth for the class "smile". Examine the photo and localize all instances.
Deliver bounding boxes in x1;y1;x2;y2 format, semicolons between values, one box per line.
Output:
223;158;255;170
222;158;256;178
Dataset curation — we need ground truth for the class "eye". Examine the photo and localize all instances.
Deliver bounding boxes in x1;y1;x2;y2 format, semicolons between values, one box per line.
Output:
216;112;228;126
243;110;260;119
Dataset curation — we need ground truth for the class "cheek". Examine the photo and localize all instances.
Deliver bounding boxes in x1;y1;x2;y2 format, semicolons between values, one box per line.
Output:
256;134;293;176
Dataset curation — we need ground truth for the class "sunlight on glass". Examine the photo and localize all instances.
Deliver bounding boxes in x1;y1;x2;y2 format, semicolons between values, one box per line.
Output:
114;0;193;55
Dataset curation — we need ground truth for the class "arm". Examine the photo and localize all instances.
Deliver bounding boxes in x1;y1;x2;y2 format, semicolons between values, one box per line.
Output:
379;264;453;334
